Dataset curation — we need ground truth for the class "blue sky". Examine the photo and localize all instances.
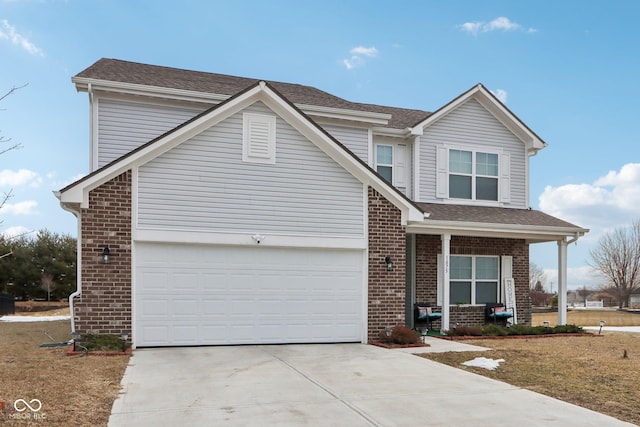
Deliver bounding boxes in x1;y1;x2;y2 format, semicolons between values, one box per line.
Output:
1;1;639;290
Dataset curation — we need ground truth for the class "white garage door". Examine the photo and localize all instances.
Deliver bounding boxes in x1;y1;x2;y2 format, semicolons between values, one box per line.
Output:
135;243;364;347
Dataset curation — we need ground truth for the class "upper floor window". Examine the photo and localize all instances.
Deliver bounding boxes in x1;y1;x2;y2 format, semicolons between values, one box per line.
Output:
449;149;498;201
450;255;499;305
375;145;393;183
437;146;509;203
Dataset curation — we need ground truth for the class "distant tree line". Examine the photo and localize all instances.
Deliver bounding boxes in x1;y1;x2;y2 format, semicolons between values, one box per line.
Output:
0;230;76;300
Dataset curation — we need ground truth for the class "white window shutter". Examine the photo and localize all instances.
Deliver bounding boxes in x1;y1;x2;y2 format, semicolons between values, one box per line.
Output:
500;153;510;203
395;143;407;188
437;254;443;306
243;113;276;164
436;146;448;198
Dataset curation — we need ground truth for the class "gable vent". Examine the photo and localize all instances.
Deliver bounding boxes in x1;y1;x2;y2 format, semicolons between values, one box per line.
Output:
243;112;276;164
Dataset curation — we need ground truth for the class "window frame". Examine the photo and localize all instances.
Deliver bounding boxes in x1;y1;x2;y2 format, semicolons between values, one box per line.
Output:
374;144;394;184
449;255;499;305
448;148;499;202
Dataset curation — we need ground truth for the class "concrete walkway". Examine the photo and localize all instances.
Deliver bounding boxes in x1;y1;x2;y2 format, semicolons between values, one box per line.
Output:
108;344;635;427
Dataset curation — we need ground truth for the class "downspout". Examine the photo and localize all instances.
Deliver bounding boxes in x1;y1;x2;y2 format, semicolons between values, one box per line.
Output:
54;194;82;334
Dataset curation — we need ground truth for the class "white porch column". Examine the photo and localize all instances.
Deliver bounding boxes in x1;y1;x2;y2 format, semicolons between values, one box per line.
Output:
441;234;451;332
557;239;568;325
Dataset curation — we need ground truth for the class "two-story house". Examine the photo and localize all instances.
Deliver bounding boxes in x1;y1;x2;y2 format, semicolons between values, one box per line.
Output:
56;59;587;348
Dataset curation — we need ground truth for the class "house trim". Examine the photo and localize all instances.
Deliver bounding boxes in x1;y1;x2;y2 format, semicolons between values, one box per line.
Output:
411;84;547;156
58;81;424;225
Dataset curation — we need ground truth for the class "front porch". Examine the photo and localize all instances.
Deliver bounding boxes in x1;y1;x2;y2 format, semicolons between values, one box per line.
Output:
404;231;584;333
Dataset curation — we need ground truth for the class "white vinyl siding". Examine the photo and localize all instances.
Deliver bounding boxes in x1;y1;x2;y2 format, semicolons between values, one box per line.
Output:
96;98;204;168
419;99;526;207
137;102;365;237
322;123;369;161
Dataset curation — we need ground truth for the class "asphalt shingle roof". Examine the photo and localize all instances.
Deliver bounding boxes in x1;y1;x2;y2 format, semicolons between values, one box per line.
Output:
75;58;431;129
417;202;583;229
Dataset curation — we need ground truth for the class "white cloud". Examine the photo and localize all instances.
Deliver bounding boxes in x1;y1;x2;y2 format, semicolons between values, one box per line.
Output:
343;46;378;70
0;169;42;188
491;88;508;103
2;225;31;240
2;200;37;215
459;17;536;36
350;46;378;57
539;163;640;244
0;19;44;56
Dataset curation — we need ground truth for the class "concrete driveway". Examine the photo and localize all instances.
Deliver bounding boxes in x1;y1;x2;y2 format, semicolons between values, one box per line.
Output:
108;343;634;426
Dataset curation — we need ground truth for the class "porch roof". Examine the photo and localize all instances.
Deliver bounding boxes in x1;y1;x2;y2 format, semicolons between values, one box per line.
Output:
409;203;589;243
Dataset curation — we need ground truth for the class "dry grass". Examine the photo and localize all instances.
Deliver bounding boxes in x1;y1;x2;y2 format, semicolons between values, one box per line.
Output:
422;310;640;425
532;309;640;327
0;314;129;426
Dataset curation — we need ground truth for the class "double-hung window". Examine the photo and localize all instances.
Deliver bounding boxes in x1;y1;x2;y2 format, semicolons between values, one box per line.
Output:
448;149;499;201
375;145;393;184
450;255;499;305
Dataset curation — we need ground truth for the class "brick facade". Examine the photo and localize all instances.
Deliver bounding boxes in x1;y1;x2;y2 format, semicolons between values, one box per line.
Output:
367;187;407;342
74;171;132;337
415;234;530;327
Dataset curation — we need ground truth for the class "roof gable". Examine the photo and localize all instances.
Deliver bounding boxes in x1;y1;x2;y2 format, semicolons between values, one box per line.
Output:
57;80;424;224
411;83;547;155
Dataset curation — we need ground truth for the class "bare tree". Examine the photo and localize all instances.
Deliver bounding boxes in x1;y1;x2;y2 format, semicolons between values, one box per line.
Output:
1;85;26;222
589;220;640;308
529;262;547;290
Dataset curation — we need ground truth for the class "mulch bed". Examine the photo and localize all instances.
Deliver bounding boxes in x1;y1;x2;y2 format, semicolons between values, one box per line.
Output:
370;341;430;349
66;344;132;356
438;333;603;341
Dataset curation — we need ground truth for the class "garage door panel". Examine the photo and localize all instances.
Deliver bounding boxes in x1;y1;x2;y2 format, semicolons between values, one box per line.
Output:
135;244;363;346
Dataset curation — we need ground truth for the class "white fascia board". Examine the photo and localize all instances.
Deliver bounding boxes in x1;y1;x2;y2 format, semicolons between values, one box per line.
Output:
298;103;391;125
259;86;423;224
134;229;367;249
74;77;393;127
73;77;228;103
406;220;589;242
471;89;546;154
371;126;412;138
410;84;546;154
59;84;267;208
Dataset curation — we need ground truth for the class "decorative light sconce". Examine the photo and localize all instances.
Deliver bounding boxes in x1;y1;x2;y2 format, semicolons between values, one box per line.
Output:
101;245;111;264
385;256;393;271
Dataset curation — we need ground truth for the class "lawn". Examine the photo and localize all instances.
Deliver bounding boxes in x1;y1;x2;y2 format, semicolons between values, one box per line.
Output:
421;310;640;425
0;318;129;426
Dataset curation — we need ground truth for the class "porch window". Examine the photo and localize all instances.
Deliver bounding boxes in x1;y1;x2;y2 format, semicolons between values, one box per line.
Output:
449;149;498;201
450;255;499;304
375;145;393;184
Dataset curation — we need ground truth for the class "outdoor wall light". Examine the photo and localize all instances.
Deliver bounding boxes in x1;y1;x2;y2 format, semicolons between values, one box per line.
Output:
101;245;111;264
385;256;393;271
543;321;550;328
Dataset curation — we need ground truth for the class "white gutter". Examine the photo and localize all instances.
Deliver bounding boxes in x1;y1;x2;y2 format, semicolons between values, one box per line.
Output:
54;191;82;333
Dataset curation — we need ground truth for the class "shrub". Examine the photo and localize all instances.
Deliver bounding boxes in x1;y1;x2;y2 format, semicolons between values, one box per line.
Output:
551;324;584;334
447;325;483;336
482;324;509;336
80;334;130;351
391;325;421;344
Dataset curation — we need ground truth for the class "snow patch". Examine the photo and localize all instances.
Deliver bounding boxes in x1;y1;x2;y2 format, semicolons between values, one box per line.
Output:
0;315;71;322
462;357;505;370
